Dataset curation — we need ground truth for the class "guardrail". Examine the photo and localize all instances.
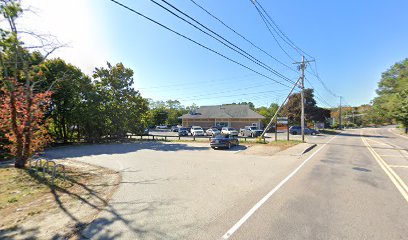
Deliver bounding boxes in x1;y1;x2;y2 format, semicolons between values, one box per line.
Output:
29;158;66;185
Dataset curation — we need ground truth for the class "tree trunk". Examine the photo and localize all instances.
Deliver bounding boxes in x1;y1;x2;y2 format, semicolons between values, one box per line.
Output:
22;79;33;166
8;86;24;168
62;116;68;143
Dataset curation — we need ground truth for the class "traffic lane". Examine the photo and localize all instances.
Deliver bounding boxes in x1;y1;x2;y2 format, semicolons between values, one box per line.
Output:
371;127;408;150
362;128;408;202
227;130;408;240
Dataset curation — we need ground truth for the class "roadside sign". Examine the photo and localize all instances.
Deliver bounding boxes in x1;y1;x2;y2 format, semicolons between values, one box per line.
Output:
277;117;288;125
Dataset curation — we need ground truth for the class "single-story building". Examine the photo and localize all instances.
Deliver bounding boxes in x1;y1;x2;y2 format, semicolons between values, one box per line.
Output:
179;104;265;130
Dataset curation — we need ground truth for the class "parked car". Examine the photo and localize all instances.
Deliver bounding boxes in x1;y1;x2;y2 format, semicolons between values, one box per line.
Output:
289;126;319;135
190;126;205;136
221;127;239;136
239;126;263;137
206;127;221;136
210;134;239;149
156;125;168;129
178;127;189;136
171;126;179;132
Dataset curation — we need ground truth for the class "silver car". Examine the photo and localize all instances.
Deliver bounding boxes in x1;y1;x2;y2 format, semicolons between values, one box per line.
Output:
206;127;221;136
221;127;239;136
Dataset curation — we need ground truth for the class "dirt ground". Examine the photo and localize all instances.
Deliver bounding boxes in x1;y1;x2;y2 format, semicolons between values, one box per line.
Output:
0;160;120;240
239;141;301;156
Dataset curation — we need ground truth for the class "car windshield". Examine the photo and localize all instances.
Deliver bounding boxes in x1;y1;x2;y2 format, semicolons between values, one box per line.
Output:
228;128;236;130
212;128;218;131
179;128;187;131
193;128;202;130
215;134;229;139
249;127;257;130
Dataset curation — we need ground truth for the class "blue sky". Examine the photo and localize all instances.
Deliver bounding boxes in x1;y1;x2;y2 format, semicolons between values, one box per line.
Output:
25;0;408;108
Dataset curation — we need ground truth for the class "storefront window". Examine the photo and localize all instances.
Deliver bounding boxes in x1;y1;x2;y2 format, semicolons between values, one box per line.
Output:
215;122;228;128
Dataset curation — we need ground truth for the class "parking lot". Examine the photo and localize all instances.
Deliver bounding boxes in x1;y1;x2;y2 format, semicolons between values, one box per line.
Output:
44;140;313;239
147;129;306;142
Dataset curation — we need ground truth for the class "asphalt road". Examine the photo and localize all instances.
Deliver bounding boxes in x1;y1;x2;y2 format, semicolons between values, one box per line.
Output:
43;127;408;239
222;127;408;240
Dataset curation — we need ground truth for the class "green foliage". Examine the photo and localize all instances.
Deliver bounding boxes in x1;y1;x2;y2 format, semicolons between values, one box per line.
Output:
282;88;330;124
395;89;408;127
371;58;408;126
38;58;92;142
256;103;278;126
91;62;149;138
231;101;255;110
146;99;188;126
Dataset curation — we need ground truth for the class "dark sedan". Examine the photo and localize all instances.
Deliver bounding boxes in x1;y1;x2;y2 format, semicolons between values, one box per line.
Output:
178;127;189;136
210;134;239;149
289;126;319;135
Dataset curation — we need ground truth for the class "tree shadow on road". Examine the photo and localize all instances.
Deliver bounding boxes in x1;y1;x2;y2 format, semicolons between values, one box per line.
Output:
339;132;390;138
43;141;210;160
0;226;40;240
0;165;187;240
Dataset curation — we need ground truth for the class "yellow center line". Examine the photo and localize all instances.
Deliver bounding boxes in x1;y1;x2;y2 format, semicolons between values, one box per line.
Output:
361;137;408;203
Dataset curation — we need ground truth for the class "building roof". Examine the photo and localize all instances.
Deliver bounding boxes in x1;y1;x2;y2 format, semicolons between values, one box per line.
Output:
179;104;265;119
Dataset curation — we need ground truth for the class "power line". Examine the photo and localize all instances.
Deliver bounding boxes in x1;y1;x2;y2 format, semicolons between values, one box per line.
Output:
138;74;257;90
188;0;298;74
252;1;342;108
177;89;287;101
306;61;339;98
252;3;296;62
254;0;314;59
146;81;288;100
150;0;296;85
305;77;336;108
109;0;293;89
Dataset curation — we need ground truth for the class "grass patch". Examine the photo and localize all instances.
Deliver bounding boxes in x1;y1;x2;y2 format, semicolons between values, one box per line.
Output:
0;165;77;211
268;140;302;146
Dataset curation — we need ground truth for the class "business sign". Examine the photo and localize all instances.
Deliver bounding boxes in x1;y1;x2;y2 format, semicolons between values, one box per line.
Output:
277;117;288;125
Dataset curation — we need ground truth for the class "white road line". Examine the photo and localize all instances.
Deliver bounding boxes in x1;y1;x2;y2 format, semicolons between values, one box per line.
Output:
389;165;408;169
366;138;392;146
221;134;339;239
362;137;408;202
388;128;408;140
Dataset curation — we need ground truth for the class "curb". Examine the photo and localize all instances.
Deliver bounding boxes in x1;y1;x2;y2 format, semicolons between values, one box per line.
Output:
301;144;317;155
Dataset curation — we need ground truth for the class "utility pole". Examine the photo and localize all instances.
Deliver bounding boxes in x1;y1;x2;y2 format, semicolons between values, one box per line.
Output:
339;96;342;130
300;56;305;142
352;109;355;126
260;77;301;139
293;56;313;142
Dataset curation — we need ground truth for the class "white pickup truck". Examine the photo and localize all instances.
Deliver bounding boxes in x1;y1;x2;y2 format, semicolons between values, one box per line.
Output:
190;126;205;136
239;126;263;137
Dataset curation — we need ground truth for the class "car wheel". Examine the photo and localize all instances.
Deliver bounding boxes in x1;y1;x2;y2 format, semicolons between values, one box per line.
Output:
311;132;316;136
292;131;297;135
